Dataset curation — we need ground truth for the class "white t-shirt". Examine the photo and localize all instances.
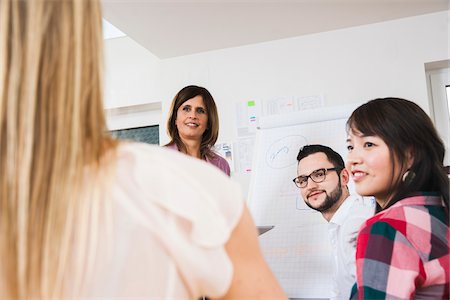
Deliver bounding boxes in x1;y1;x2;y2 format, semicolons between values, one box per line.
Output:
79;143;244;299
328;195;375;300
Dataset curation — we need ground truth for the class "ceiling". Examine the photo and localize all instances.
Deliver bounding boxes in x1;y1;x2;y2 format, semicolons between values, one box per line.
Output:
102;0;449;59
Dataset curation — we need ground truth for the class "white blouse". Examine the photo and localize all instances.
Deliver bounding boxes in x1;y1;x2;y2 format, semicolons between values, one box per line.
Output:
80;143;244;299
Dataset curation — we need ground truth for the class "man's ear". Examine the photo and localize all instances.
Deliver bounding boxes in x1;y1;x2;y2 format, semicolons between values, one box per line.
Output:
340;168;350;186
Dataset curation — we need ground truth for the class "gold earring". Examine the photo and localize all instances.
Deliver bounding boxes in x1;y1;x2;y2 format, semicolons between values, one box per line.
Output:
402;170;416;184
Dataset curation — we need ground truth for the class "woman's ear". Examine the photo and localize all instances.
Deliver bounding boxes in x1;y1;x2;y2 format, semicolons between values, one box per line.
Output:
406;148;414;169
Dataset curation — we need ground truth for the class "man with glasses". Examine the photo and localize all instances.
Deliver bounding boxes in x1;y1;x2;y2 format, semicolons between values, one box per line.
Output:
294;144;374;300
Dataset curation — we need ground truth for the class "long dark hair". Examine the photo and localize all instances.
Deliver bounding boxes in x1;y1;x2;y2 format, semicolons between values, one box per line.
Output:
166;85;219;159
347;98;449;211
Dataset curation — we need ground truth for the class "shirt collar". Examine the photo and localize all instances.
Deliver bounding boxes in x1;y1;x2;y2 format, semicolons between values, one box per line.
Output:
389;192;444;208
329;195;356;225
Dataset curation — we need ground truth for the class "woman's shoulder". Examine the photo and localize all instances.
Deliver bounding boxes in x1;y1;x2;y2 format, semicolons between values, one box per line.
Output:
357;204;402;239
104;142;244;298
164;142;178;151
116;142;230;187
357;194;448;267
359;193;447;241
116;142;183;168
206;150;231;175
114;142;244;246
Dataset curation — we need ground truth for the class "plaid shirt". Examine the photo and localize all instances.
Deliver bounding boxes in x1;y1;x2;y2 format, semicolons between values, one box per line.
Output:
351;193;449;299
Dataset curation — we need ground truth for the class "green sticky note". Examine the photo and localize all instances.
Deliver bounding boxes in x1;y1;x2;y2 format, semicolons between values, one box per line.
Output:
247;100;255;107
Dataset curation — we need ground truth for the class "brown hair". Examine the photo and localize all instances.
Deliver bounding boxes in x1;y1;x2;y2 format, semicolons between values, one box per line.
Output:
347;98;449;211
166;85;219;159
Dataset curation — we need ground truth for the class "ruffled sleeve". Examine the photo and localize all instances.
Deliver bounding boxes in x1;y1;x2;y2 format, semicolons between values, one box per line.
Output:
113;143;244;298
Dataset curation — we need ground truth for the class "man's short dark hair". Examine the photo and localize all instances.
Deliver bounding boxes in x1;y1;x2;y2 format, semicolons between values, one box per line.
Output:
296;144;345;170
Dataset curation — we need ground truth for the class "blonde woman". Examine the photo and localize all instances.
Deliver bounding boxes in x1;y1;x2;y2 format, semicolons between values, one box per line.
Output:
0;0;286;299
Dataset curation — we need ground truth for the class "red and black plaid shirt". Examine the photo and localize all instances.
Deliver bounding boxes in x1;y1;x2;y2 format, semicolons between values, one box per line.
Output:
351;193;449;299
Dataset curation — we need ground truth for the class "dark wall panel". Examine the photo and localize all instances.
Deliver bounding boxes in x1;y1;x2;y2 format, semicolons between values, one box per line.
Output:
110;125;159;145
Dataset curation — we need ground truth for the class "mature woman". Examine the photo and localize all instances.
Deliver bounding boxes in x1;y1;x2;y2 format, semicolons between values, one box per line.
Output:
0;0;286;299
166;85;231;176
346;98;449;299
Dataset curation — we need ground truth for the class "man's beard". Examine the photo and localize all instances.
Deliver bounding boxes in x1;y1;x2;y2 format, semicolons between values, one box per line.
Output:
304;179;343;213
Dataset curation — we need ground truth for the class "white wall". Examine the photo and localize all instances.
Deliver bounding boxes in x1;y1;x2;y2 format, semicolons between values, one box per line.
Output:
104;37;162;130
104;36;161;109
159;11;449;143
104;11;449;195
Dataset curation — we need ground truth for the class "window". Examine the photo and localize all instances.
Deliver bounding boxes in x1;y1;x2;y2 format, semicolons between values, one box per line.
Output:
446;85;450;118
426;66;449;166
111;125;159;145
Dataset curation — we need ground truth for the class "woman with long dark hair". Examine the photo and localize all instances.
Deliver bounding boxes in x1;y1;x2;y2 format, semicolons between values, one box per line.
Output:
346;97;449;299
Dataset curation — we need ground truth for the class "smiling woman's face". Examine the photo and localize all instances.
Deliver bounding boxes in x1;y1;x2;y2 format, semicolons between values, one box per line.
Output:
175;95;208;143
346;129;401;207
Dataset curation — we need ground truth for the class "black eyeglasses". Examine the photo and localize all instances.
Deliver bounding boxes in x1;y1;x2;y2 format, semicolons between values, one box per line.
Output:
292;168;341;188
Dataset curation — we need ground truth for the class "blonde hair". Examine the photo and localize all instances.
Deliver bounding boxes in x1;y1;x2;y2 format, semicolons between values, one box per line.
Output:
0;0;117;298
